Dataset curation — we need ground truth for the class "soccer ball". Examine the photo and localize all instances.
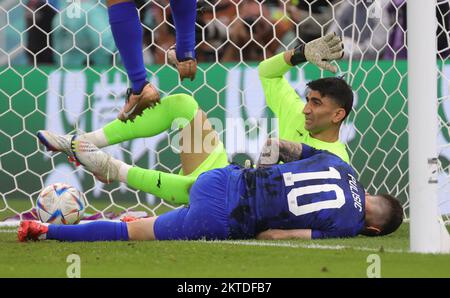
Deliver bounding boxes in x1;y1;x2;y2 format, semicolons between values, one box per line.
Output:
36;183;87;224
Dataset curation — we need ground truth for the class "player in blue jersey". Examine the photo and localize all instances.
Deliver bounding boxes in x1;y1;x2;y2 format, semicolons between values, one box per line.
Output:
107;0;198;122
18;138;403;242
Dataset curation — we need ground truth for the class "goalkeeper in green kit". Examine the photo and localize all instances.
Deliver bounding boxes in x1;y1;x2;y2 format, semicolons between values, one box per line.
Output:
36;33;350;206
258;32;351;163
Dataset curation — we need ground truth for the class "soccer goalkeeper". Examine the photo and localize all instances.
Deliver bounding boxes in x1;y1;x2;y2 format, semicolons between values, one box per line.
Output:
258;32;351;163
107;0;197;122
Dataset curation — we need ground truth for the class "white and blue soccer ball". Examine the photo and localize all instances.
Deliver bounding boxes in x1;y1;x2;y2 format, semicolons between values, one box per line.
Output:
36;183;87;225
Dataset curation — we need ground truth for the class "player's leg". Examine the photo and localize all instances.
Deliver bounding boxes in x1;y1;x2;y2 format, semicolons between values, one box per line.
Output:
38;93;227;180
75;116;228;204
170;0;196;62
179;110;229;177
18;220;130;242
72;139;196;204
37;93;198;157
18;217;158;242
107;0;147;93
76;110;228;203
126;217;158;240
106;0;160;122
38;92;227;201
18;206;200;242
93;100;228;182
102;93;198;146
167;0;197;81
126;166;195;204
18;158;232;243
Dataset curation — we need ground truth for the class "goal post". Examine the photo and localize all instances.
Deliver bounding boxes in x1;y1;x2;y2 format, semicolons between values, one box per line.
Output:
408;0;450;253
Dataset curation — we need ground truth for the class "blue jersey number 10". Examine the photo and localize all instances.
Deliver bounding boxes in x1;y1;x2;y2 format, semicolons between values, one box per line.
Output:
283;167;345;216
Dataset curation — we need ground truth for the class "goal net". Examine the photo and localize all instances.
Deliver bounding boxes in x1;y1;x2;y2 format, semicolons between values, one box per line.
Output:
0;0;449;228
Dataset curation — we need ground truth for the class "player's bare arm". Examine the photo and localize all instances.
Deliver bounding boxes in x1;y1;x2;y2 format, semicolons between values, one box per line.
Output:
257;138;303;167
256;229;312;240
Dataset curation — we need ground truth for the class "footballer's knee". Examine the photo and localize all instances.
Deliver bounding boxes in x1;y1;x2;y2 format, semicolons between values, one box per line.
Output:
170;94;199;116
126;217;158;241
164;94;199;126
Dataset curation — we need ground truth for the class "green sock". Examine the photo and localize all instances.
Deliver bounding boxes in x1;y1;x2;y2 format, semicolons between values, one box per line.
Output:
127;166;195;204
103;93;198;145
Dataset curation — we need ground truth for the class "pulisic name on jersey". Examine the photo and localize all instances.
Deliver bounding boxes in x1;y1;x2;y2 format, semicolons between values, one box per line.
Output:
348;174;363;212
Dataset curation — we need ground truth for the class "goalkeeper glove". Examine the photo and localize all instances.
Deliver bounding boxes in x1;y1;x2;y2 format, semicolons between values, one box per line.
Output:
290;32;344;73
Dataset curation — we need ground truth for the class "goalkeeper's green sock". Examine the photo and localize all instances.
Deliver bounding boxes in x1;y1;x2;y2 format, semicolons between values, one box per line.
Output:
96;154;193;204
126;166;195;204
80;93;198;147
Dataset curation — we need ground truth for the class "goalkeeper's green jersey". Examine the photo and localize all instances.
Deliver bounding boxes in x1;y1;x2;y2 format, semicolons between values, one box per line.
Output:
258;53;350;164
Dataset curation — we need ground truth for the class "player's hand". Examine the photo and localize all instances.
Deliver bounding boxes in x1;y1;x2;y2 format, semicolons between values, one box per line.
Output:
256;138;280;168
304;32;344;73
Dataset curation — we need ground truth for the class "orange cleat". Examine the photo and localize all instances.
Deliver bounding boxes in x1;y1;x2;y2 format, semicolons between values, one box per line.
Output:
117;83;161;122
17;220;48;242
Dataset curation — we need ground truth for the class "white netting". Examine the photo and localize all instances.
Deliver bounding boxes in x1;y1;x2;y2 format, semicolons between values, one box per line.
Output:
0;0;449;224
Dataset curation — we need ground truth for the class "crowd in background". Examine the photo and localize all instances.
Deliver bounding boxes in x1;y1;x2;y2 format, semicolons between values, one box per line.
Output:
2;0;450;66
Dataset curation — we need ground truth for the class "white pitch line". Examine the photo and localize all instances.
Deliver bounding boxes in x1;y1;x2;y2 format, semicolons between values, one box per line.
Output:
0;226;405;253
0;227;406;253
202;239;406;254
0;229;17;233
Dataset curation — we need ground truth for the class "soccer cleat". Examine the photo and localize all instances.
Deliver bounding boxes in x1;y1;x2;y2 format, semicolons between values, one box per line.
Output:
17;220;48;242
167;45;197;81
72;140;119;184
37;130;80;166
118;83;161;122
37;130;75;157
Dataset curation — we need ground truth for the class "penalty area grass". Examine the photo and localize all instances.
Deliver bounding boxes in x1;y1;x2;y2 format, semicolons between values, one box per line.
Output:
1;223;450;277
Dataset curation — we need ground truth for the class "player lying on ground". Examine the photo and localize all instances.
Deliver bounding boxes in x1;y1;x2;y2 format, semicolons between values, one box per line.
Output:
18;138;403;242
106;0;197;122
258;32;351;163
36;39;351;205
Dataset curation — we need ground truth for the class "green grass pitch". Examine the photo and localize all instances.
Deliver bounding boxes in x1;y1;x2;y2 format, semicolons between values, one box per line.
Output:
1;223;450;277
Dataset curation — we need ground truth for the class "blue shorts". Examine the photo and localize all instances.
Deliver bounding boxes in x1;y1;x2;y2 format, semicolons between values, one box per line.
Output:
154;165;240;240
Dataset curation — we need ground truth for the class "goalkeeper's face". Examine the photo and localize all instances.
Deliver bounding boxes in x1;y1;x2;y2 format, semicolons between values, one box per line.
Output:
303;90;346;133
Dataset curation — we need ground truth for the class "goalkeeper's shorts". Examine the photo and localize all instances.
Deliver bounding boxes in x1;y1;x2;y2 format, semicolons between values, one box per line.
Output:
178;141;230;178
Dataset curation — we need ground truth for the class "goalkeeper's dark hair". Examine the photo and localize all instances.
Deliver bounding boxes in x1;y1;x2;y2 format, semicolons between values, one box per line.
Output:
306;77;353;121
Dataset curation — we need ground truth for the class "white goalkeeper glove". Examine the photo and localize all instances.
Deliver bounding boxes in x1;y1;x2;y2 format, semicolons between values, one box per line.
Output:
290;32;344;73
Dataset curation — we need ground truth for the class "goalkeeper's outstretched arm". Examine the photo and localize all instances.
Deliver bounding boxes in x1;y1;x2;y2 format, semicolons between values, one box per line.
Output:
257;33;344;118
258;32;344;79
